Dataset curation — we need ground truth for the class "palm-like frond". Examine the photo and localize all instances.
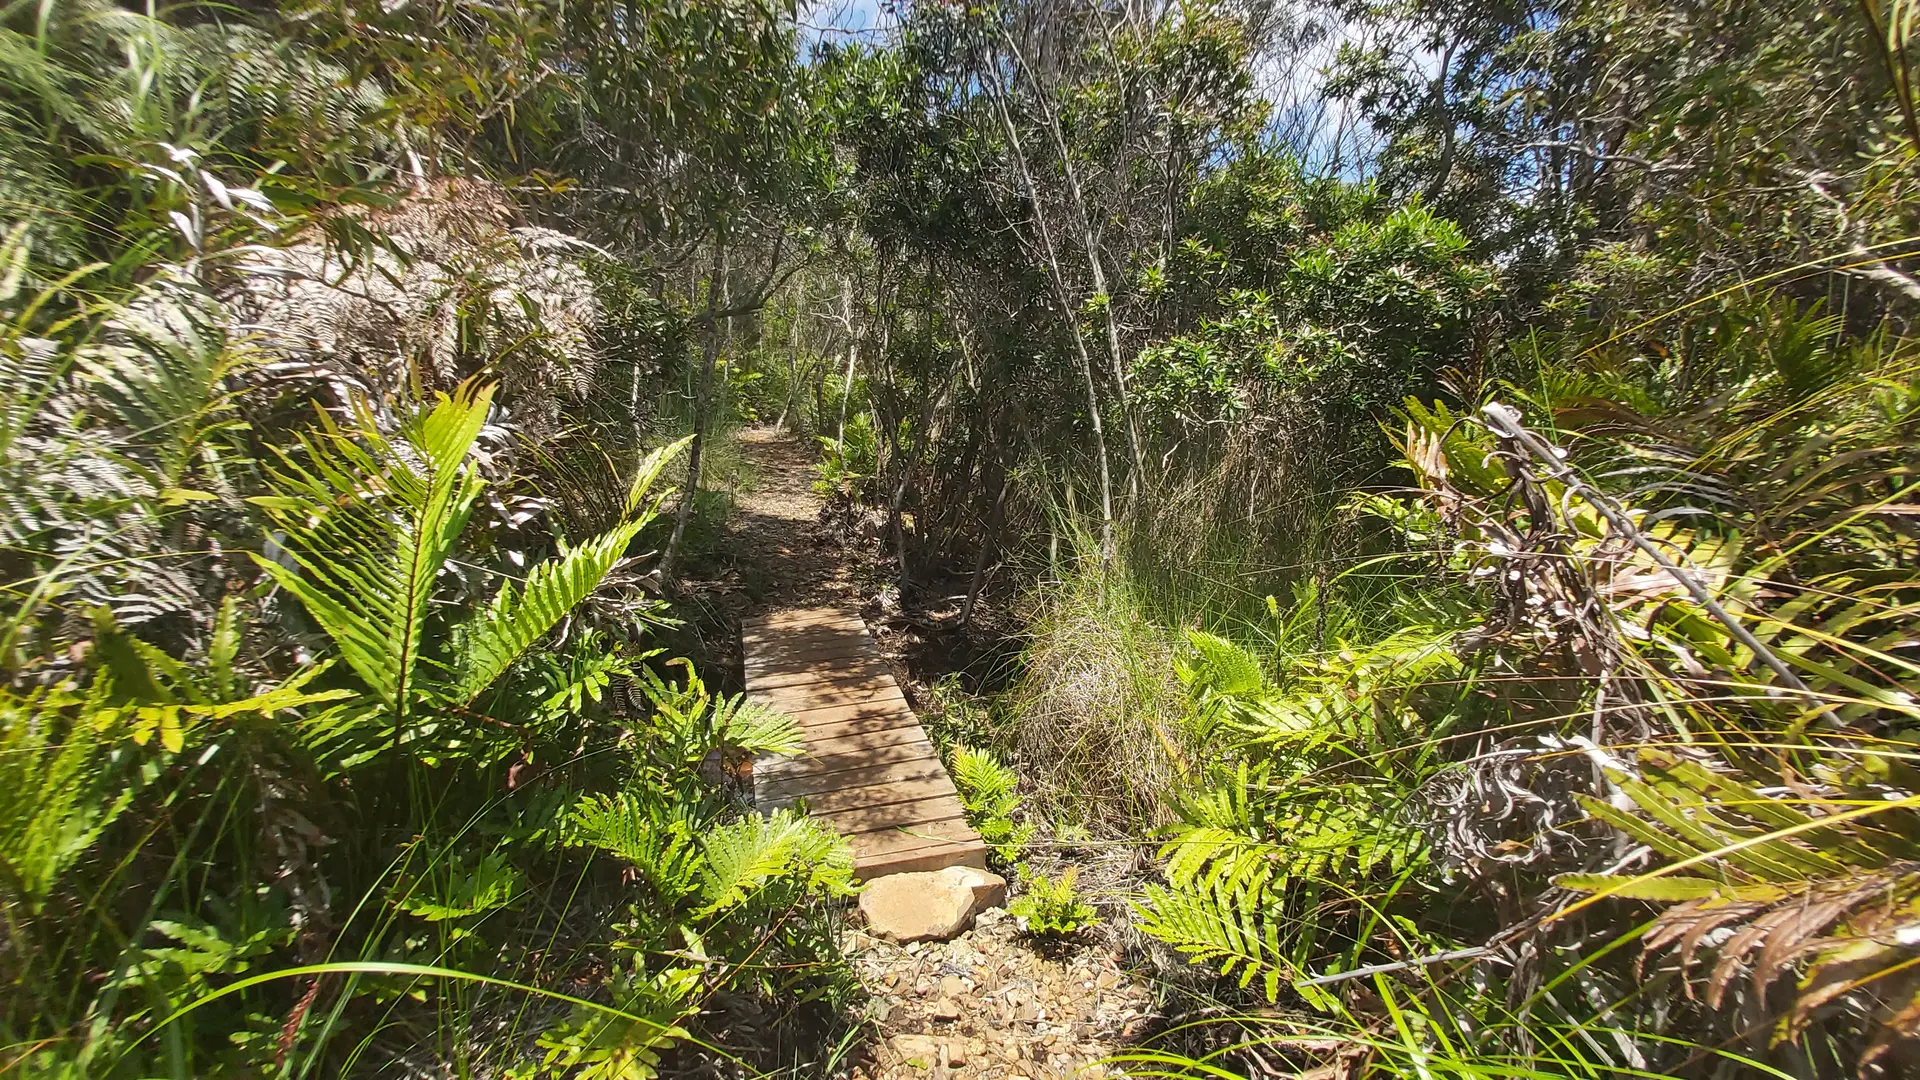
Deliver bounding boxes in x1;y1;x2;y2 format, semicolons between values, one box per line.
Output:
696;810;854;917
567;789;706;907
446;518;648;706
0;687;133;909
250;381;493;725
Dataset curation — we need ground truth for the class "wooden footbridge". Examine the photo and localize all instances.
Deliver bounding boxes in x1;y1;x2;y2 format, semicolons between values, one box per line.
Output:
745;607;987;879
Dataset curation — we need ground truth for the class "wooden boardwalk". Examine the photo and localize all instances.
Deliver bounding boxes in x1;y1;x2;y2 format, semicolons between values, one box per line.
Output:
745;607;987;879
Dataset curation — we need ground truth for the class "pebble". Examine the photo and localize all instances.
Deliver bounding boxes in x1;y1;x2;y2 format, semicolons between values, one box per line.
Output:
851;902;1157;1078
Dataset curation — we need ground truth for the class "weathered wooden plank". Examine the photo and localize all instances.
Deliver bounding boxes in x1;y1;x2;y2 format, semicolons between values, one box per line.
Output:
858;842;989;879
751;680;905;712
756;738;938;782
743;634;876;669
782;724;929;758
851;821;989;878
760;772;958;814
755;753;948;802
745;605;982;879
746;609;864;632
798;708;923;742
746;663;897;692
817;794;969;837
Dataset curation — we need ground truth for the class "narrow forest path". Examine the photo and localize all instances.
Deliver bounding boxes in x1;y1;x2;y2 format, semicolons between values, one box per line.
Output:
729;426;864;609
724;429;1159;1080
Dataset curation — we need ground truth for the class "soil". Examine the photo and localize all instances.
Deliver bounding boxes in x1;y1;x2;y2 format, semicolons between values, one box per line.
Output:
714;427;1166;1079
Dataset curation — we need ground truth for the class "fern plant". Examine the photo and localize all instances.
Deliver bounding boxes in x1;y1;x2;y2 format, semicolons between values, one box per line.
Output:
249;380;687;766
1555;748;1920;1065
1139;627;1437;1006
1011;866;1100;937
951;744;1036;862
519;963;700;1080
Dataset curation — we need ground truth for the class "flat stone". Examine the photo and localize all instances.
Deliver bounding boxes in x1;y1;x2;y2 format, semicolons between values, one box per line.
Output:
890;1034;941;1069
860;866;1008;942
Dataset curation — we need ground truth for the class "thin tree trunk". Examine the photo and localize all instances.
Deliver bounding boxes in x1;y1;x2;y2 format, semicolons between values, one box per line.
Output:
775;282;803;431
890;343;963;589
835;274;859;447
662;238;728;581
962;441;1010;628
1011;33;1148;499
986;64;1116;562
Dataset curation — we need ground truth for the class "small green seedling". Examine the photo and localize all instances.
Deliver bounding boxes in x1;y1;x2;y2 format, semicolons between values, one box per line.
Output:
1010;866;1101;938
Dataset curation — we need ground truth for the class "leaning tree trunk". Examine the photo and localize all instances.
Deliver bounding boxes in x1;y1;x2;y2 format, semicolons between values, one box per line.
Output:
987;67;1116;562
835;274;860;448
1020;46;1148;499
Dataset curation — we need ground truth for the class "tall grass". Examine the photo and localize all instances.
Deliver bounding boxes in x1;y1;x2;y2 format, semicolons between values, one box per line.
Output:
1002;530;1192;834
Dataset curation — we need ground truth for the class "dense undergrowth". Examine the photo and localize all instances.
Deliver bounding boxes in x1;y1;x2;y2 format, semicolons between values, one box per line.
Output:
9;0;1920;1076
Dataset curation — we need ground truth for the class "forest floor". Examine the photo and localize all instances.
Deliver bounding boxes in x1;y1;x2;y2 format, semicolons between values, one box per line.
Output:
719;427;1162;1079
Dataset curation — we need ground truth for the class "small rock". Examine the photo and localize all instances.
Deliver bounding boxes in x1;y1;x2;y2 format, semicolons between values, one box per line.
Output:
930;997;962;1021
891;1034;942;1069
940;975;969;998
860;866;1009;942
945;1039;969;1066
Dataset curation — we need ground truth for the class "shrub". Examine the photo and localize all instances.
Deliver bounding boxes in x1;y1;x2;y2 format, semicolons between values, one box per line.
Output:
1010;866;1100;938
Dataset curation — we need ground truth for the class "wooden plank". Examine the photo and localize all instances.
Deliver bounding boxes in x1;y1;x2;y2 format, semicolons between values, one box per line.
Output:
761;772;957;814
756;738;937;782
755;754;948;801
851;820;989;878
743;634;876;668
746;663;897;692
799;709;922;742
818;794;969;836
858;841;989;879
746;609;865;632
751;680;906;712
788;695;917;723
745;605;982;880
778;724;928;759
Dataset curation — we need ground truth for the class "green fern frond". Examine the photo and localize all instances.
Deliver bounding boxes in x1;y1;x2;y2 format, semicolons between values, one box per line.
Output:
445;517;648;706
952;745;1021;818
1136;879;1288;1002
249;381;495;723
0;686;134;908
566;790;705;907
695;810;854;917
708;696;802;757
1176;629;1267;698
531;963;698;1080
399;851;523;922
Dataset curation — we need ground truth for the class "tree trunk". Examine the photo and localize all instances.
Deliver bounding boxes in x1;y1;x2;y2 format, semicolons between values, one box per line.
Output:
962;438;1010;628
987;65;1116;562
775;282;803;432
835;274;859;447
1013;33;1149;499
661;238;728;582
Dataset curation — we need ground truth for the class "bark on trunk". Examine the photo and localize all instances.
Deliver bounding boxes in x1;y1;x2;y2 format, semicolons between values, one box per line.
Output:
661;239;728;581
987;65;1116;562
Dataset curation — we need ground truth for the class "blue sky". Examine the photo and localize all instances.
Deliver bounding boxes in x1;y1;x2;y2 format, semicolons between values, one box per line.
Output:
801;0;896;41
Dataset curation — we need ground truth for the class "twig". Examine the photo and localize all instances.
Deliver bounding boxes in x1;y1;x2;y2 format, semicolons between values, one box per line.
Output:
1480;403;1823;713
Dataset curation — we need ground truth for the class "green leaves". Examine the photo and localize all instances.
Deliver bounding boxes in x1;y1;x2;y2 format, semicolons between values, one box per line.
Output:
446;518;648;706
1010;866;1100;937
951;745;1034;862
695;811;855;917
252;384;687;759
250;382;495;723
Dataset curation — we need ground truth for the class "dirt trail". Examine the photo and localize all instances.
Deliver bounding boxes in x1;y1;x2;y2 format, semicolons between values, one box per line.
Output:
726;430;1161;1080
729;425;861;611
